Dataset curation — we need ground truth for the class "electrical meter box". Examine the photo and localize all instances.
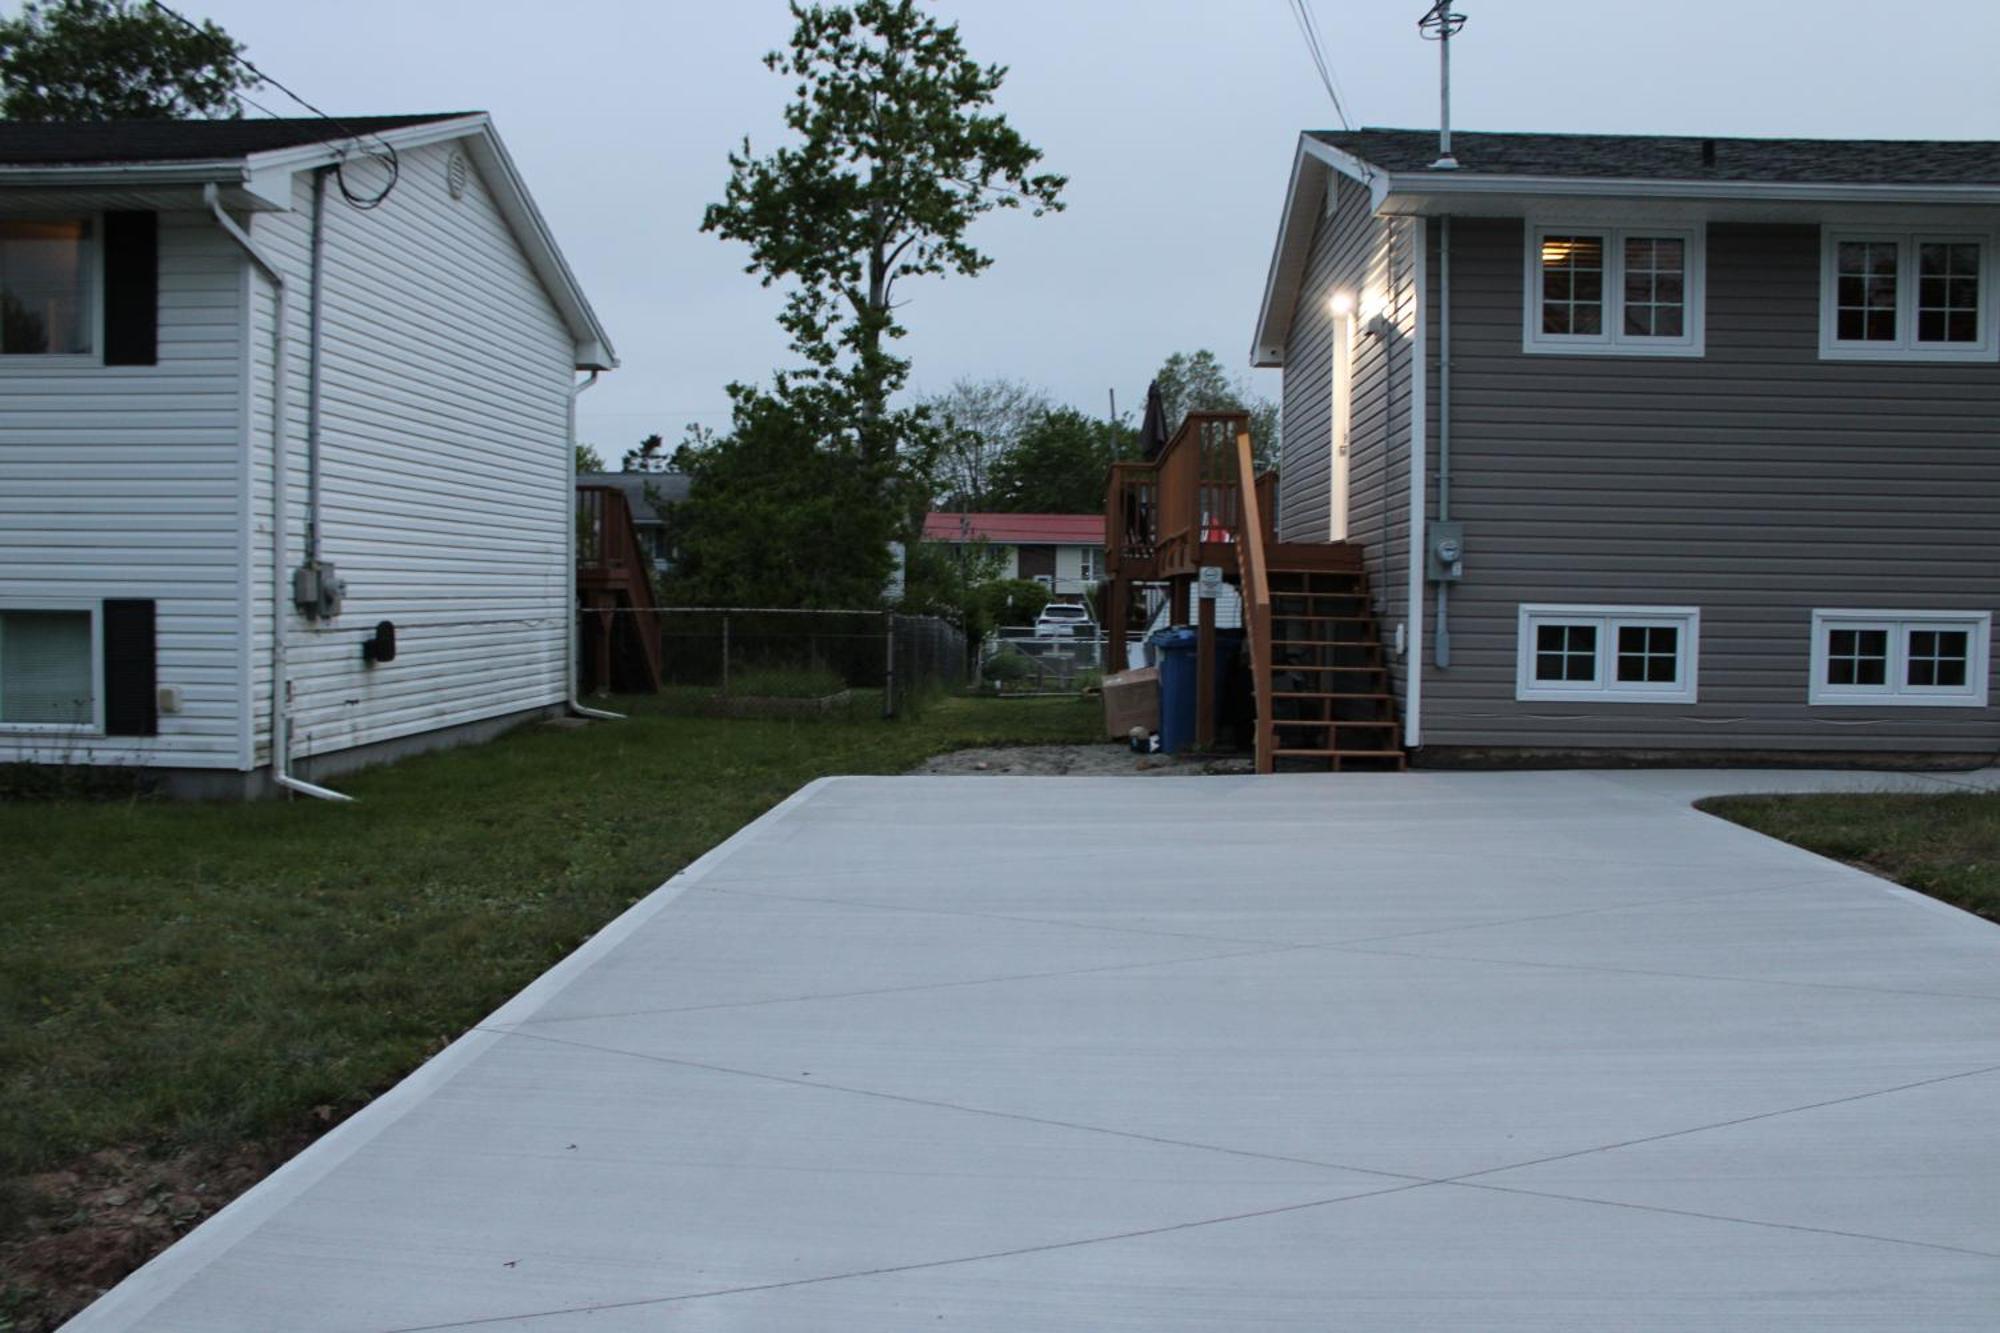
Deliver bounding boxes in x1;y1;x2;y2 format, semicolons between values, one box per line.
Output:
1427;521;1465;582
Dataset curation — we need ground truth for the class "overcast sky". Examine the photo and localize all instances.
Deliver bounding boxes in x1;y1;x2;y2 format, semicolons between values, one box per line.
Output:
197;0;2000;452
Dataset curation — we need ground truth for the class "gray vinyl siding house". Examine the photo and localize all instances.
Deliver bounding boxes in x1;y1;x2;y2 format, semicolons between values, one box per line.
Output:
1256;128;2000;763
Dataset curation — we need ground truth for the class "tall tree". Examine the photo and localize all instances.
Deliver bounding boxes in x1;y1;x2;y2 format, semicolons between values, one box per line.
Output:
926;376;1051;510
1153;349;1281;470
621;433;671;473
0;0;257;120
986;406;1132;514
701;0;1065;468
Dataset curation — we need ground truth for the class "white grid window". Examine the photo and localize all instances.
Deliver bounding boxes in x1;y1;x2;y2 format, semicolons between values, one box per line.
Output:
1810;611;1990;706
1821;231;1997;361
1525;225;1704;357
1517;605;1700;704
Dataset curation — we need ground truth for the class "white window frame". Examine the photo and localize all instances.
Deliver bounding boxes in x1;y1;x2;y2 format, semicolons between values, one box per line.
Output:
1819;229;1998;362
1516;604;1701;704
1808;609;1990;707
0;600;105;733
0;213;104;365
1523;223;1706;358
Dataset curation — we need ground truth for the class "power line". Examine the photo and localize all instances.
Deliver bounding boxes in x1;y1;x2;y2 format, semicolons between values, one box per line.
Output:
145;0;400;208
1286;0;1352;130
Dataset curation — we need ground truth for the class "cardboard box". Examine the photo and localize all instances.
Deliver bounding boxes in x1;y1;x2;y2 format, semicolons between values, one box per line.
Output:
1102;666;1160;740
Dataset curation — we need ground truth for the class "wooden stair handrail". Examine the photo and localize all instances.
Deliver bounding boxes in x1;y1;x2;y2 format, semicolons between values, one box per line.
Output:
1228;422;1276;774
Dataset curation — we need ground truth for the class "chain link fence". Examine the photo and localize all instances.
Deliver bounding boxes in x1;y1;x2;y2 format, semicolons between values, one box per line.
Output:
623;607;966;718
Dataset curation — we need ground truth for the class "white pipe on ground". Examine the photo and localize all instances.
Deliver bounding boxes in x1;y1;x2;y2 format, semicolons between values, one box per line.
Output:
206;183;353;803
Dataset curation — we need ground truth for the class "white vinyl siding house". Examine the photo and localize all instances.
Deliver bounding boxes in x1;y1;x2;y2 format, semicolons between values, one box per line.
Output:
0;115;614;795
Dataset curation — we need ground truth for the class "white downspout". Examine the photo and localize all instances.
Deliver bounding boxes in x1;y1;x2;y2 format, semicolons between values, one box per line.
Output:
206;183;353;803
567;370;623;721
1405;218;1428;751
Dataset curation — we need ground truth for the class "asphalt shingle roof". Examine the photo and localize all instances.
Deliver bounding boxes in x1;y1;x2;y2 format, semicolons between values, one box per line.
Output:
1310;128;2000;185
0;115;475;166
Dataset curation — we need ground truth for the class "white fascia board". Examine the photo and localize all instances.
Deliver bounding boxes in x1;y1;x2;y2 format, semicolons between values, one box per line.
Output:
0;160;280;211
1377;171;2000;213
239;114;493;207
1252;137;1393;369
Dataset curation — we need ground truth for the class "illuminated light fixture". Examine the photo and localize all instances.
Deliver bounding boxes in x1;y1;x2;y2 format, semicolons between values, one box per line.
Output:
1541;240;1573;265
1329;290;1356;316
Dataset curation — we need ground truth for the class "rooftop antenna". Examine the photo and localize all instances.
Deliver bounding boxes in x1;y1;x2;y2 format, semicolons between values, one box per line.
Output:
1418;1;1466;170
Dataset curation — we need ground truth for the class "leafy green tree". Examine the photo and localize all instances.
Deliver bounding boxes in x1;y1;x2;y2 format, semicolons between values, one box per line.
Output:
926;376;1050;511
574;442;606;473
1153;349;1281;470
0;0;257;120
986;406;1132;514
701;0;1065;470
661;387;898;609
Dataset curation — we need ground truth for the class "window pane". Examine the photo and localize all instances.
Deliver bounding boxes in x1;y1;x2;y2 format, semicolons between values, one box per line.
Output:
1835;239;1901;343
1615;624;1680;685
1827;627;1889;688
0;610;93;723
1533;621;1596;683
1540;234;1604;338
0;220;94;356
1916;241;1981;344
1906;628;1970;689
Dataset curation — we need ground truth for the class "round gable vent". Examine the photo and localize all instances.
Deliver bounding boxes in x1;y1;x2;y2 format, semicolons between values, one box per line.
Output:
445;150;469;201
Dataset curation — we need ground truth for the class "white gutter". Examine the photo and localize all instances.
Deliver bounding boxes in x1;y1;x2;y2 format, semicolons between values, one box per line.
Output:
1405;218;1427;751
1376;171;2000;208
567;370;623;721
1434;214;1452;672
205;183;353;803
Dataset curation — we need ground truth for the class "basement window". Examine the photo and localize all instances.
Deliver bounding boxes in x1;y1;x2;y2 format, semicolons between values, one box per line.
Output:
1524;225;1705;357
1820;231;1996;361
0;607;99;728
1809;610;1990;706
1516;605;1700;704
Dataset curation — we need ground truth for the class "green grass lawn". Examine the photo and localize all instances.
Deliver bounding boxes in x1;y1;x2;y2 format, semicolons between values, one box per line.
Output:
0;693;1097;1321
1701;790;2000;925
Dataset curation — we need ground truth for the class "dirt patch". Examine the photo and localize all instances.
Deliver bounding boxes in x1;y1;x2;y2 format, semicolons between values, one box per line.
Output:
911;743;1251;776
0;1120;334;1332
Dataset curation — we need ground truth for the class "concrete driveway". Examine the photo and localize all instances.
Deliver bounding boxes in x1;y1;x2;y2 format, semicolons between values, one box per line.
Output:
74;771;2000;1330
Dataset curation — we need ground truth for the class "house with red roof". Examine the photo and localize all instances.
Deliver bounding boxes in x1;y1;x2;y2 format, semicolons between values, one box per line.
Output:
920;513;1104;600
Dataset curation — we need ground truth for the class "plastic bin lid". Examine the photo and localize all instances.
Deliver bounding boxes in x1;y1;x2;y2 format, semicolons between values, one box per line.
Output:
1148;627;1199;649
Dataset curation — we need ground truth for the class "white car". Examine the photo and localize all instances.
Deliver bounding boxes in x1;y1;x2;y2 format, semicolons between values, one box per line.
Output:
1034;603;1093;638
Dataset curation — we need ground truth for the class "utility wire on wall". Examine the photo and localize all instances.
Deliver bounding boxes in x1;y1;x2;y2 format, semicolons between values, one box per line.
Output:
1286;0;1353;130
146;0;400;209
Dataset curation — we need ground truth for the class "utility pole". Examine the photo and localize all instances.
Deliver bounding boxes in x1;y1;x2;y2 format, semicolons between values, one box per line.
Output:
1420;2;1465;170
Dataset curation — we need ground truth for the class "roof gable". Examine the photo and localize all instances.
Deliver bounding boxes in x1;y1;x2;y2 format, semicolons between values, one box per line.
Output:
1255;126;2000;368
0;113;615;370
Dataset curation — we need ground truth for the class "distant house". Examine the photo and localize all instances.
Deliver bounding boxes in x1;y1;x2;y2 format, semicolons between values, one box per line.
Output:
0;114;614;796
578;471;689;572
1248;127;2000;765
921;512;1103;600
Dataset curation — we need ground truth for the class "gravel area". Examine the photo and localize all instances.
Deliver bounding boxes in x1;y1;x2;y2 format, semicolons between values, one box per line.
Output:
910;743;1252;776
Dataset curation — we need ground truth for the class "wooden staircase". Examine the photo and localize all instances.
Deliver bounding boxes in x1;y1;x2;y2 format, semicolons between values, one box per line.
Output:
577;484;663;694
1263;555;1404;771
1104;412;1405;774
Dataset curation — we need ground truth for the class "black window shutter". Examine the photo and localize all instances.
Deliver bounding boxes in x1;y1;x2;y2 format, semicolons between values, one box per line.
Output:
103;599;158;737
102;211;158;367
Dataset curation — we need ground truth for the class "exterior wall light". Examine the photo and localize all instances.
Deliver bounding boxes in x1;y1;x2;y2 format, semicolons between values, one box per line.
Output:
1329;290;1356;316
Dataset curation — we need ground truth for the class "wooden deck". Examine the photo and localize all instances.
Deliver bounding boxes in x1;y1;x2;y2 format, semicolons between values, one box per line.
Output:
1103;412;1399;773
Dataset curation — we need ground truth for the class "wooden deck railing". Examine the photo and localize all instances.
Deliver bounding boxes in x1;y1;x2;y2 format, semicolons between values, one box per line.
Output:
1228;421;1276;773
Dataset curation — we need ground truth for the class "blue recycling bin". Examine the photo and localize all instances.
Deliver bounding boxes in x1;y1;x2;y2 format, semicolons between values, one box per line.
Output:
1150;627;1199;754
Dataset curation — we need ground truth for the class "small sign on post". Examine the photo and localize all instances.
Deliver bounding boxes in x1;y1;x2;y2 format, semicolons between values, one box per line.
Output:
1196;565;1224;599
